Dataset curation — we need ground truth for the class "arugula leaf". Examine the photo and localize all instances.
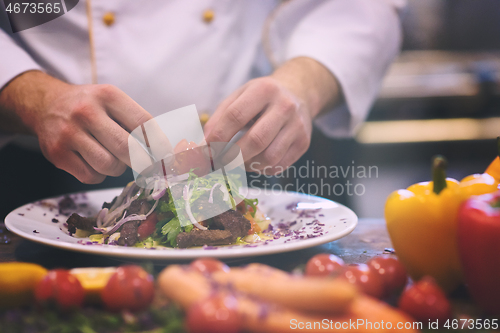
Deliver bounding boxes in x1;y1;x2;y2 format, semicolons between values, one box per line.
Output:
244;198;259;218
184;224;193;233
158;200;176;213
161;217;181;247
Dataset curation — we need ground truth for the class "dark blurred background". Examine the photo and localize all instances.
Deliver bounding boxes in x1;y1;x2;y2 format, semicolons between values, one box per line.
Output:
2;0;500;220
279;0;500;217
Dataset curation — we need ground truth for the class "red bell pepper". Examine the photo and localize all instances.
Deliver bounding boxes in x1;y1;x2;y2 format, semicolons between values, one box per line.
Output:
458;192;500;315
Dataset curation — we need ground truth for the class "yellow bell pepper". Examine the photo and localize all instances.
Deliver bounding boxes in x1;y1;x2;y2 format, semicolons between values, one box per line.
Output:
385;156;499;292
485;137;500;182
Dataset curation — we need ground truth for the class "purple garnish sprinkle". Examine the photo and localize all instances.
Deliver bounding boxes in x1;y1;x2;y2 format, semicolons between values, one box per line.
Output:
51;218;59;223
319;214;324;217
264;224;274;232
33;230;39;233
18;213;24;216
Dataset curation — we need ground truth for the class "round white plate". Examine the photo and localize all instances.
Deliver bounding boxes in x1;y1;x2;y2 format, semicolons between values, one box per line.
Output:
4;188;357;259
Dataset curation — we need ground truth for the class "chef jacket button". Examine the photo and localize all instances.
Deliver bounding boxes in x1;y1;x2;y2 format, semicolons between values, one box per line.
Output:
103;12;115;26
200;113;210;126
202;9;215;24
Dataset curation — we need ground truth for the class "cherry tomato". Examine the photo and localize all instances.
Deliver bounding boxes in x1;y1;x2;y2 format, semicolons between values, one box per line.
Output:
137;212;158;241
305;253;344;277
173;139;211;176
340;264;384;299
398;277;451;324
34;269;84;309
186;294;241;333
190;258;230;275
236;201;247;214
367;255;407;297
101;265;154;312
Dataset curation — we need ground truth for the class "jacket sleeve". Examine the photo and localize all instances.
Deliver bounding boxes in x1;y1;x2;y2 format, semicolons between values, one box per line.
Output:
0;29;43;91
264;0;405;137
0;24;43;148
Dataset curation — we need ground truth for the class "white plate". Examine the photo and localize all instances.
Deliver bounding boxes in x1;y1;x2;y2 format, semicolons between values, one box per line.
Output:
4;188;357;259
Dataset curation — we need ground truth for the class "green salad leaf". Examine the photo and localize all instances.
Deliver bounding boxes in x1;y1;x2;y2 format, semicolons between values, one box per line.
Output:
161;217;181;247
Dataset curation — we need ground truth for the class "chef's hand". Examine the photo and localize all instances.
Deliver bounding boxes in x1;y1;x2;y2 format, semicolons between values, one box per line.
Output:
0;71;153;183
204;57;341;175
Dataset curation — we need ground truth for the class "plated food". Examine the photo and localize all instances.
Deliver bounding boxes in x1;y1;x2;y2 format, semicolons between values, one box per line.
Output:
66;171;269;249
5;187;357;259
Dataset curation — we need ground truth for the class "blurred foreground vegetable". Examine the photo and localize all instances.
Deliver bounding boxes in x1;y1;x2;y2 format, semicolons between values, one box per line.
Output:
398;277;451;324
35;269;85;310
484;137;500;182
385;156;498;292
0;262;47;309
101;265;155;312
458;192;500;315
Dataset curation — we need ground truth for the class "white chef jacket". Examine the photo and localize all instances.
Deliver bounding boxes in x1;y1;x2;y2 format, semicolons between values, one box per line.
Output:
0;0;404;148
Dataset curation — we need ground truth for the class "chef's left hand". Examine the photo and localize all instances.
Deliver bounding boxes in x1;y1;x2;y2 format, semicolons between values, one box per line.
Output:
204;57;341;175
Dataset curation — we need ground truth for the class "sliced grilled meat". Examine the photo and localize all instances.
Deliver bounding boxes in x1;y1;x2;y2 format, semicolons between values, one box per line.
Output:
118;221;139;246
176;209;251;248
116;199;152;246
102;196;117;209
176;229;234;248
212;209;251;237
67;213;97;234
126;199;152;216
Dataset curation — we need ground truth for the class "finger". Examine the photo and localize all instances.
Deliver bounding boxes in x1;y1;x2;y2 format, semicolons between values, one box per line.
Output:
59;151;107;184
245;124;294;173
72;131;127;177
99;85;154;132
259;143;300;175
205;84;273;144
260;136;310;176
90;115;132;166
236;103;287;161
204;84;247;137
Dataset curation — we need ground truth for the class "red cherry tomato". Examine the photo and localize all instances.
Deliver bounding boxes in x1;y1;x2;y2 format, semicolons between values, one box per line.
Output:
305;253;344;277
340;264;384;299
34;269;84;309
101;265;155;312
173;139;211;176
137;212;158;241
398;277;451;324
367;255;408;297
186;294;241;333
190;258;230;275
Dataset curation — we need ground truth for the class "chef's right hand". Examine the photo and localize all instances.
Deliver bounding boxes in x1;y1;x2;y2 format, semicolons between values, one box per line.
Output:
0;71;153;184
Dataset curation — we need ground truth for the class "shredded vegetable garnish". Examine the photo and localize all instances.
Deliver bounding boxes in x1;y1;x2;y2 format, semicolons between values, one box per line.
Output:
183;181;208;230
